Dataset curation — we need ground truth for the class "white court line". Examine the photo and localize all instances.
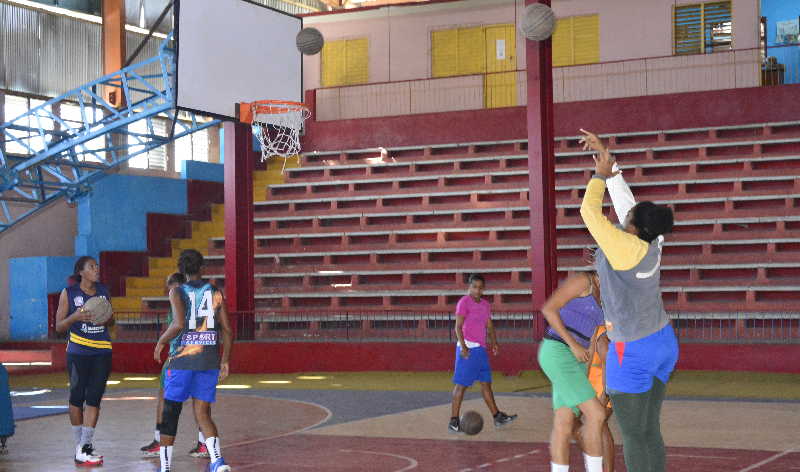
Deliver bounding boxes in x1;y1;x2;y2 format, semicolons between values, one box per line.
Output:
103;396;335;472
225;397;333;449
340;449;419;472
461;449;540;471
738;447;797;472
668;454;732;460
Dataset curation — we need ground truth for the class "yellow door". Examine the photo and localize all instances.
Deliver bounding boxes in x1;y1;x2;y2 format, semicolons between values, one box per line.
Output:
552;17;574;67
321;38;369;87
431;29;459;78
344;38;369;85
457;26;487;76
572;15;599;65
321;40;347;87
552;15;600;67
432;26;486;77
484;24;517;108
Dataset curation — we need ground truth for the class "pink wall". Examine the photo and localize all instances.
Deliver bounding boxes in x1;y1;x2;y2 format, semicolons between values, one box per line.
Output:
303;0;760;93
0;201;76;340
304;0;525;90
556;0;759;62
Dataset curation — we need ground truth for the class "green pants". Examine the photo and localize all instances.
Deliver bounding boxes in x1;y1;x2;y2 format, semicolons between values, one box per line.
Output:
538;339;596;416
610;377;667;472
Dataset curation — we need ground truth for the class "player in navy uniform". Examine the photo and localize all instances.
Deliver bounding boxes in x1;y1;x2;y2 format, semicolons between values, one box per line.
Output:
154;249;233;472
55;256;114;467
141;272;210;459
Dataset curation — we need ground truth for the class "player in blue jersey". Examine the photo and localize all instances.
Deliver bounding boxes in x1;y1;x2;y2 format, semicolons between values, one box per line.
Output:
154;249;233;472
141;272;211;458
55;256;114;467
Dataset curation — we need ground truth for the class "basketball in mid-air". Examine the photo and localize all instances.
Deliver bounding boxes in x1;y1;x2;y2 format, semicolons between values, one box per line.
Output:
296;27;325;55
519;3;556;41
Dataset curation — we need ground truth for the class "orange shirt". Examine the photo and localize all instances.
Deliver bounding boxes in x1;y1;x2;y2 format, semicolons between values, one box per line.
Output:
588;325;611;407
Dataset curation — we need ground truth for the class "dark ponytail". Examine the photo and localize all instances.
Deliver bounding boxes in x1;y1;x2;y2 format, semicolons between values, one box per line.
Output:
632;202;674;243
72;256;94;285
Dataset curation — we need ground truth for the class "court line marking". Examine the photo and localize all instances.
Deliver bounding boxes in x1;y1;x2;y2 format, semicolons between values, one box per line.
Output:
340;449;419;471
738;447;797;472
224;396;334;449
459;449;540;471
668;454;732;460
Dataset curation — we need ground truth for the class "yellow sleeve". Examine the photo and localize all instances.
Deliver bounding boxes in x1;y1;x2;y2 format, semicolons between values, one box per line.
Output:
580;177;648;271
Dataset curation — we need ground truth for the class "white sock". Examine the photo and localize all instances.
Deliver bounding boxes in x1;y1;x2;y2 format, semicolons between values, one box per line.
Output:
198;430;205;443
583;453;603;472
160;446;173;472
551;463;569;472
72;426;83;447
154;429;160;442
205;437;221;462
80;426;95;446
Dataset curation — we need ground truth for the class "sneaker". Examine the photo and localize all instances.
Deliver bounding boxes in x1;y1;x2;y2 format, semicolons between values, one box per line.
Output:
75;444;103;467
448;417;462;434
208;457;231;472
493;411;518;428
189;441;210;458
140;439;160;457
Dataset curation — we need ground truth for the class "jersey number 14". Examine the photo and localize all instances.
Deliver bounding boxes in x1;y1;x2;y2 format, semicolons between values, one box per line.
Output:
188;291;215;330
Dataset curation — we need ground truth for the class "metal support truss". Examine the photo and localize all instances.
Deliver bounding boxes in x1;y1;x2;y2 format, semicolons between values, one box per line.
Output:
0;33;221;233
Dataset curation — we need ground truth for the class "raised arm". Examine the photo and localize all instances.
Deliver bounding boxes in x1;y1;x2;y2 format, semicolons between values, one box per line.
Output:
607;162;636;224
578;130;648;271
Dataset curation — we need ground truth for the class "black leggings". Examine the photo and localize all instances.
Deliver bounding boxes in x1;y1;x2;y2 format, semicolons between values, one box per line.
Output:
67;354;112;408
609;377;667;472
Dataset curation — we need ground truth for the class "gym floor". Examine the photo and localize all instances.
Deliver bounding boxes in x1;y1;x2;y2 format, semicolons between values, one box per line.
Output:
5;370;800;471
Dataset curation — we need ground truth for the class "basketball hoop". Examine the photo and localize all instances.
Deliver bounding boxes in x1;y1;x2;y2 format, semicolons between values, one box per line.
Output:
239;100;310;163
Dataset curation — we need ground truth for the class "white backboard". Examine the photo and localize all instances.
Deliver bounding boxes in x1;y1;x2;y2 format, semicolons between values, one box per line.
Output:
175;0;303;120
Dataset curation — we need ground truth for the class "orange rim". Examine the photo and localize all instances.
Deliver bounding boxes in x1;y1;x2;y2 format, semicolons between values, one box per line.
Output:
239;100;308;123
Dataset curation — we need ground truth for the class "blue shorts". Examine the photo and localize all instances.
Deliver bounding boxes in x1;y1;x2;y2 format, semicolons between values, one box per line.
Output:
163;369;219;403
606;324;679;394
453;345;492;387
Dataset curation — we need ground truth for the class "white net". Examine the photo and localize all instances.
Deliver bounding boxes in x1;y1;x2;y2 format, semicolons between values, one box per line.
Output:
251;101;310;163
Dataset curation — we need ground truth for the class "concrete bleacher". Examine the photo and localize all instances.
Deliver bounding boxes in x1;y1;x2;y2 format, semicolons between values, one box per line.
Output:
132;121;800;328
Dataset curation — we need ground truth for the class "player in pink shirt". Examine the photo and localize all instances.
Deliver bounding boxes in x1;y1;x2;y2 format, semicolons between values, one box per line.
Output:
449;274;518;433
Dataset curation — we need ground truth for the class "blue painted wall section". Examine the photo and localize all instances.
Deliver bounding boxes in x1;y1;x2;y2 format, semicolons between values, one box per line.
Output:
9;257;74;340
74;174;188;258
181;160;224;183
762;0;800;85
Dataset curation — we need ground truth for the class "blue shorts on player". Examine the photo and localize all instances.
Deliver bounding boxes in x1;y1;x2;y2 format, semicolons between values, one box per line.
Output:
606;323;679;394
163;369;220;403
453;345;492;387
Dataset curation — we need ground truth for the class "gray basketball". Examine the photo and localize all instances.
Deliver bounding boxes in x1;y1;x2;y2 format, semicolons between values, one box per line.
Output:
519;3;556;41
296;27;324;55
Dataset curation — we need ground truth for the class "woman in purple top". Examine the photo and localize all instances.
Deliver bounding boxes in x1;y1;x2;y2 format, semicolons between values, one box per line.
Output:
539;270;608;472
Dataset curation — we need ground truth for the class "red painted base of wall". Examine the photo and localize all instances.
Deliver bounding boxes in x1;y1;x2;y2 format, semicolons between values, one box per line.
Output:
6;341;796;376
303;85;800;152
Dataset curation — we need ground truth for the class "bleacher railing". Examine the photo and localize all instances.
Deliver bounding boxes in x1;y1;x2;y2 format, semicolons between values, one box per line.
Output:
102;310;800;344
315;45;800;122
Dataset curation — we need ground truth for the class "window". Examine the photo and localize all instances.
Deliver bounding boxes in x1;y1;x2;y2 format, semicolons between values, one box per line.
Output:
173;127;209;172
127;118;168;171
674;1;732;55
552;15;600;67
3;95;54;156
321;38;369;87
59;102;107;163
